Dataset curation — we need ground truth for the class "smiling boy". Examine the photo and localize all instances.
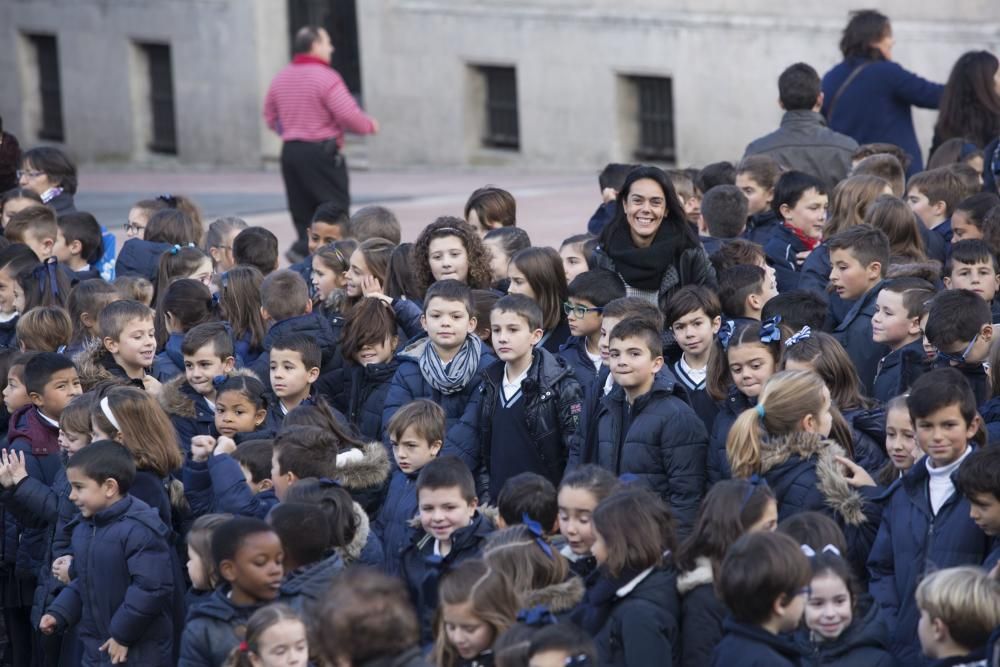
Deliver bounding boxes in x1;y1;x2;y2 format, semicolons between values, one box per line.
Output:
871;277;936;403
764;171;829;292
83;300;158;392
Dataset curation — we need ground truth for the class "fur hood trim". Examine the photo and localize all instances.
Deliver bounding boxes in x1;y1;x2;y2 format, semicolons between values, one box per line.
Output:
886;260;942;283
677;556;714;595
335;501;371;563
74;339;116;391
760;432;868;526
523;576;585;613
334;441;391;491
159;367;259;417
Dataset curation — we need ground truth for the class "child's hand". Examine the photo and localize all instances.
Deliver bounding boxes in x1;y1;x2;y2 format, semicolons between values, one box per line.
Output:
100;637;128;664
835;455;877;488
190;436;217;463
52;555;72;584
39;614;58;635
601;187;618;203
1;449;28;486
214;436;237;456
0;452;14;489
141;375;162;397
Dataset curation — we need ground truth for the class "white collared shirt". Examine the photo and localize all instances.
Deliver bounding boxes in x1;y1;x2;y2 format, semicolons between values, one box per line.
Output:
37;411;59;429
502;364;529;403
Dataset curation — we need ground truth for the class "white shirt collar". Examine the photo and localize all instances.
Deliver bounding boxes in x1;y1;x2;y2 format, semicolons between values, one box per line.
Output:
615;566;654;597
37;410;59;428
503;364;529;400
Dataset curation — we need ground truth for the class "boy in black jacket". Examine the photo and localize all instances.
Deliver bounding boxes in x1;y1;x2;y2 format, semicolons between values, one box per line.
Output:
871;277;935;404
924;289;994;405
481;295;583;498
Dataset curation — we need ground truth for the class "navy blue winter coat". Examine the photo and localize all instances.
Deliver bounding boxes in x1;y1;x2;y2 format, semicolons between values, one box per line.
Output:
872;339;930;405
179;586;267;667
842;407;888;475
182;454;278;520
677;557;726;667
832;281;889;396
795;594;894;667
115;238;172;283
707;386;754;485
347;359;400;441
764;224;810;293
711;618;805;667
159;376;216;456
0;314;17;351
46;495;174;666
372;468;419;576
935;359;991;406
152;332;185;382
981;396;1000;446
746;209;782;247
382;335;495;470
867;452;993;664
278;553;344;613
822;57;943;176
587;201;617;236
251;312;339;388
799;244;852;324
590;370;707;537
558;335;600;391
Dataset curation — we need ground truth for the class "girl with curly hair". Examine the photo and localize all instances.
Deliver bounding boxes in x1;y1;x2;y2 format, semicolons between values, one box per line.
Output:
412;217;493;298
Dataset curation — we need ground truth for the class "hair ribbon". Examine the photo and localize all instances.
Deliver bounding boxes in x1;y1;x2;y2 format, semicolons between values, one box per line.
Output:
718;320;735;351
800;544;842;558
755;404;766;419
516;606;557;627
238;641;249;653
784;326;812;347
169;243;196;255
99;396;121;432
759;316;782;344
522;513;554;560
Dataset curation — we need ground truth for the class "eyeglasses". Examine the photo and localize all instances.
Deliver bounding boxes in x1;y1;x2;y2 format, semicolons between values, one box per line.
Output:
123;222;146;234
934;334;978;366
563;301;603;318
16;170;44;180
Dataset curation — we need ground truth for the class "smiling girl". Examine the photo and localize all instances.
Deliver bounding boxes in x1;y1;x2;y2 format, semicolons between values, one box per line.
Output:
413;218;494;298
433;560;519;667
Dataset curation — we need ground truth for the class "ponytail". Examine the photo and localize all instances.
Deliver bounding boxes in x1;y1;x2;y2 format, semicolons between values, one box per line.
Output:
726;408;766;478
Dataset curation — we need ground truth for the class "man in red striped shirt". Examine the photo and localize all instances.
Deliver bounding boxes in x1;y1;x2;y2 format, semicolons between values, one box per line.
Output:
264;26;379;261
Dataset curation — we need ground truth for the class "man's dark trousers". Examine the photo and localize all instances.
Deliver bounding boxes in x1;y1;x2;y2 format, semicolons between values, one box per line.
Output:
280;139;349;256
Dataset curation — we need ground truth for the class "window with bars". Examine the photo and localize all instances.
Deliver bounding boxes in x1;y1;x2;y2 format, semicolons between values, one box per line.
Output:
142;43;178;154
631;76;676;162
480;66;519;150
29;34;64;142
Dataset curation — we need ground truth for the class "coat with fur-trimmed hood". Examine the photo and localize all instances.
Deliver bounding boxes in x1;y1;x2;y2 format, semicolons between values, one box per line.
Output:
74;339;144;392
759;431;883;574
333;441;392;518
522;576;585;615
159;368;259;455
676;556;727;667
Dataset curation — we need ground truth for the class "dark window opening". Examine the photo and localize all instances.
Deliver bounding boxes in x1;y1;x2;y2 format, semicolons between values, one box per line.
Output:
288;0;362;96
29;34;64;142
481;66;519;150
632;76;675;162
143;43;178;155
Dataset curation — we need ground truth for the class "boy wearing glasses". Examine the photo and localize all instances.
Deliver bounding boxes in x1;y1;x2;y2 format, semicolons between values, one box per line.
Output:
924;289;994;405
479;294;583;500
558;270;625;391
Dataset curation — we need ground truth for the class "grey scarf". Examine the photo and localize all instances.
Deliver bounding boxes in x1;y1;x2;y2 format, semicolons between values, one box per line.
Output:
419;334;484;395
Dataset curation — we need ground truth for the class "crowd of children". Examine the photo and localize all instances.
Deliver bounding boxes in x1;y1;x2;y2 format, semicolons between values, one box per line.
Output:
0;47;1000;667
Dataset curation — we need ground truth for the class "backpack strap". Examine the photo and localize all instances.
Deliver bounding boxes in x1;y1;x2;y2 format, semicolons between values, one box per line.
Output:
825;61;873;122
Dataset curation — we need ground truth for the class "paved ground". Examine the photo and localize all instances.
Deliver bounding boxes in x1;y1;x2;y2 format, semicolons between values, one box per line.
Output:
75;166;603;259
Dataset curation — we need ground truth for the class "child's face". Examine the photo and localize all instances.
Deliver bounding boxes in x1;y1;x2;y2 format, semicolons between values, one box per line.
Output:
736;174;773;216
24;231;54;261
428;235;470;284
67;467;118;518
184;344;234;398
0;267;22;315
559;243;589;284
746;498;779;533
558;486;599;556
919;312;936;362
253;619;309;667
308;221;344;255
209;227;242;273
391;425;441;474
671;308;721;359
914;403;976;468
346;249;371;298
565;297;603;339
778;589;807;633
968;491;1000;536
58;429;90;457
186;257;214;288
270;451;290;501
354;334;397;366
872;289;920;347
3;369;29;413
215;390;267;438
311;256;343;301
530;650;575;667
442;601;495;660
804;572;853;641
422;297;476;354
829;249;879;301
52;231;76;264
221;531;284;603
506;263;535;300
598;316;621;365
269;349;318;402
418;486;476;543
32;368;82;418
126;207;149;239
945;260;1000;302
756;277;779;311
483;237;510;284
187;546;211;591
780;188;828;239
885;406;920;472
609;335;663;396
727;343;776;398
906;188;942;227
950;210;982;243
106;316;156;371
491;309;542;363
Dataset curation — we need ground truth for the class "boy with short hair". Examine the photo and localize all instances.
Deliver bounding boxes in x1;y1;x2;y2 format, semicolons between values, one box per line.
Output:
54;211;103;280
699;184;748;256
764;170;829;292
268;332;321;420
718;264;777;323
5;205;57;260
761;289;831;333
374;399;444;576
956;446;1000;571
924;289;994;404
269;425;339;501
711;531;810;667
399;456;494;642
180;517;284;665
382;279;495;471
907;167;966;242
827;224;891;394
496;472;558;535
945;239;1000;323
664;286;723;434
592;318;707;537
40;441;175;665
667;169;701;227
558;269;626;392
270;502;341;613
868;368;994;664
77;299;157;391
351;205;402;244
481;295;583;497
915;566;1000;665
852;153;907;197
290;203;352;289
232;226;279;276
871;277;936;403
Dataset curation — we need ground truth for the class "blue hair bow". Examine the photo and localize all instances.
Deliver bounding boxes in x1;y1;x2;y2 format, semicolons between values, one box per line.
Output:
784;326;812;348
516;606;557;627
169;243;195;255
759;316;782;344
211;375;228;391
522;513;554;560
565;655;592;667
33;258;60;299
739;473;770;512
718;320;735;350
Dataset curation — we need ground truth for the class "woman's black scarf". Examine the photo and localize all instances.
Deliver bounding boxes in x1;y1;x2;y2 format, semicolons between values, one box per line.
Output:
606;219;681;291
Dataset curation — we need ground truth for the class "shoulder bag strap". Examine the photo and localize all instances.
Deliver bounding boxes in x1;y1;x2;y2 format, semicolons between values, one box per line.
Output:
825;62;872;122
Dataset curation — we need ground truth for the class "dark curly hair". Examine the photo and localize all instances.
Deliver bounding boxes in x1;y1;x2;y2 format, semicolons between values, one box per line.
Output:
412;217;493;297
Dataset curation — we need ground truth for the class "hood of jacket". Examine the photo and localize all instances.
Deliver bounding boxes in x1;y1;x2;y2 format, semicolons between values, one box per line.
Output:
523;576;586;614
760;432;867;526
334;501;373;563
263;313;338;363
334;441;391;492
281;552;344;596
676;555;714;595
74;338;120;390
159;367;260;418
885;260;943;284
9;404;59;456
185;585;263;623
115;238;173;282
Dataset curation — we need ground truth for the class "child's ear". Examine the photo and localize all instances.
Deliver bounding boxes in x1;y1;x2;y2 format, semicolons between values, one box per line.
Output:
306;366;320;383
42;238;55;253
930;616;949;643
931;200;947;218
254;408;267;427
865;261;882;282
711;316;722;334
222;356;236;373
943;276;952;289
260;306;270;323
907;317;922;337
651;355;664;373
390;335;399;350
101;477;120;498
981;323;994;344
469;496;479;514
69;240;83;256
208;247;222;264
103;336;120;355
466;315;478;333
764;188;775;207
420;314;427;330
779;203;792;220
218;559;237;584
256;478;273;492
303;300;313;314
530;328;544;346
80;311;96;330
747;292;763;313
429;440;443;456
29;391;43;407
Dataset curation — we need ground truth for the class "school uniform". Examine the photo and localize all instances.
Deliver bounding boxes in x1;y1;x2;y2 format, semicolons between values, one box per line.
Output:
867;448;993;664
711;618;806;667
707;386;754;484
558;335;602;392
932;218;953;244
114;238;173;282
841;406;889;474
152;332;185;382
570;364;612;471
72;267;101;282
0;313;18;350
872;339;930;405
372;467;420;576
832;280;889;396
670;355;719;437
179;586;268;667
764;224;812;293
539;317;572;354
677;557;727;667
700;236;725;257
981;396;1000;446
560;544;598;580
745;209;782;247
278;552;344;613
591;369;707;538
250;312;340;389
347;359;400;441
330;441;392;524
74;340;147;391
795;595;894;667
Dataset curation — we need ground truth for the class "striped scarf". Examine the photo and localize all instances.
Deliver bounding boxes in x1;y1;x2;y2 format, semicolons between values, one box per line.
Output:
419;334;483;395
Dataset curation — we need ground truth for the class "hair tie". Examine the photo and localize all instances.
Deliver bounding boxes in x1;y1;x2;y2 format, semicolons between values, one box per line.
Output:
169;243;195;255
565;656;591;667
755;404;766;419
784;326;812;347
800;544;816;558
434;227;461;235
522;513;554;560
238;641;249;653
158;194;178;207
800;544;842;559
516;606;557;627
759;316;782;344
821;544;841;556
99;396;121;432
718;320;735;351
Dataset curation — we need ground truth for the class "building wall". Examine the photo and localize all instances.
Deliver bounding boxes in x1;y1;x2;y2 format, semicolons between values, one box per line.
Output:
357;0;1000;170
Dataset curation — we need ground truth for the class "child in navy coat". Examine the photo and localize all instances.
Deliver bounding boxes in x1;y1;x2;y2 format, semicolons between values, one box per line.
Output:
764;172;829;293
924;289;994;405
340;297;401;441
871;277;935;404
915;567;1000;667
